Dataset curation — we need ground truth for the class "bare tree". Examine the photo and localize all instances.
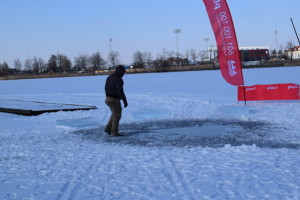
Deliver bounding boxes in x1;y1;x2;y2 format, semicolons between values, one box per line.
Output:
32;57;40;74
14;59;22;72
133;51;145;68
90;52;106;70
48;55;58;72
24;58;32;72
0;61;10;75
190;49;198;64
74;54;89;72
144;52;153;68
57;54;62;72
108;51;120;67
153;54;169;71
39;57;47;72
286;41;295;50
57;54;72;72
31;57;46;74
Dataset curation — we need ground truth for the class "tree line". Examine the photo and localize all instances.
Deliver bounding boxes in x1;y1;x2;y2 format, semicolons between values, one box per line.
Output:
0;48;210;76
1;40;299;76
0;51;118;76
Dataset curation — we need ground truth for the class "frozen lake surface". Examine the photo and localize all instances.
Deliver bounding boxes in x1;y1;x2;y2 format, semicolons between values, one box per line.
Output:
0;67;300;199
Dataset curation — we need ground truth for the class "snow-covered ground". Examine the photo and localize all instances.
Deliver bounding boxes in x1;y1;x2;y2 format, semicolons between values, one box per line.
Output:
0;67;300;200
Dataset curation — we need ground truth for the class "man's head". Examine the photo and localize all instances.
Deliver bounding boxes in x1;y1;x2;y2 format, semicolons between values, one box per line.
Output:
115;65;126;77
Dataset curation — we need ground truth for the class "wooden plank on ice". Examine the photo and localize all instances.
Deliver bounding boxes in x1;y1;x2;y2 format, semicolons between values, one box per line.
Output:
0;99;98;116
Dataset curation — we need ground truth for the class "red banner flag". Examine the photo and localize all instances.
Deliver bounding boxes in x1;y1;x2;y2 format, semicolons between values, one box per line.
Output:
238;83;300;101
203;0;244;86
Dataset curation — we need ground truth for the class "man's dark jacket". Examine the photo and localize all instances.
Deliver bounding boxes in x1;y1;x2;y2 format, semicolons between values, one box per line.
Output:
105;66;127;105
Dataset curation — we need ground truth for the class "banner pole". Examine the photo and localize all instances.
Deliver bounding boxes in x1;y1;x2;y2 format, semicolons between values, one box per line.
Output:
242;85;247;105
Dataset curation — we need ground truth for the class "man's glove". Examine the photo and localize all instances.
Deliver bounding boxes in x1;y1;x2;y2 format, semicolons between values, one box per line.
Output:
123;99;128;108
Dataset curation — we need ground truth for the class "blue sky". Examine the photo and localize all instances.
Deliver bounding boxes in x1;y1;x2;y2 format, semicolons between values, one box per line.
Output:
1;0;300;67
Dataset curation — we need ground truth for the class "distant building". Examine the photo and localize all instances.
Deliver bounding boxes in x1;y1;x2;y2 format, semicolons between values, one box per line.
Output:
239;46;270;61
208;46;270;62
285;46;300;59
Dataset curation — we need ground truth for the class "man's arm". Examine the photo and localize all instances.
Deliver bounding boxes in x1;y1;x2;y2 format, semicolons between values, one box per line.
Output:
115;78;128;108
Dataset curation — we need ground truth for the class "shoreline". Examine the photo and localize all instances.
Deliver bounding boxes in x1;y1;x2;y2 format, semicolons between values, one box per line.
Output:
1;62;299;81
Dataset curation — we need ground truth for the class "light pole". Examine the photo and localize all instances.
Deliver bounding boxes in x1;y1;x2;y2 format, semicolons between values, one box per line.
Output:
275;30;278;58
204;38;210;59
109;38;112;53
173;29;181;57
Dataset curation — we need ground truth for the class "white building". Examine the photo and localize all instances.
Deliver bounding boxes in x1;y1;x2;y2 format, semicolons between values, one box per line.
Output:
286;46;300;59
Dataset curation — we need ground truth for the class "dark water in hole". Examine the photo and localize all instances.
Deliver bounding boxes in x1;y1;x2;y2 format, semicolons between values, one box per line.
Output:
72;119;299;149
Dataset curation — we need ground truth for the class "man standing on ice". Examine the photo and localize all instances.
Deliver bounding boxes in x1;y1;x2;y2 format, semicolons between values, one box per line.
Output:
104;65;128;137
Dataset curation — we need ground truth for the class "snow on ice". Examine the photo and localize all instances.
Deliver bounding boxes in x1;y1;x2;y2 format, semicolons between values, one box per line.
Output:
0;67;300;199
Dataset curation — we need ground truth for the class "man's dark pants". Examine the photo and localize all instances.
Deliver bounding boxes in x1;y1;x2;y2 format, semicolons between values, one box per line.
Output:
105;96;122;135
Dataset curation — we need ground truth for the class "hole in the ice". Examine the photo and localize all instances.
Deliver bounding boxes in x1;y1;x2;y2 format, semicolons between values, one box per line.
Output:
116;119;299;149
157;124;243;138
71;119;299;149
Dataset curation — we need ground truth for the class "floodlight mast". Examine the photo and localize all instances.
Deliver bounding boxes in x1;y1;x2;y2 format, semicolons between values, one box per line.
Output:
173;29;181;57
